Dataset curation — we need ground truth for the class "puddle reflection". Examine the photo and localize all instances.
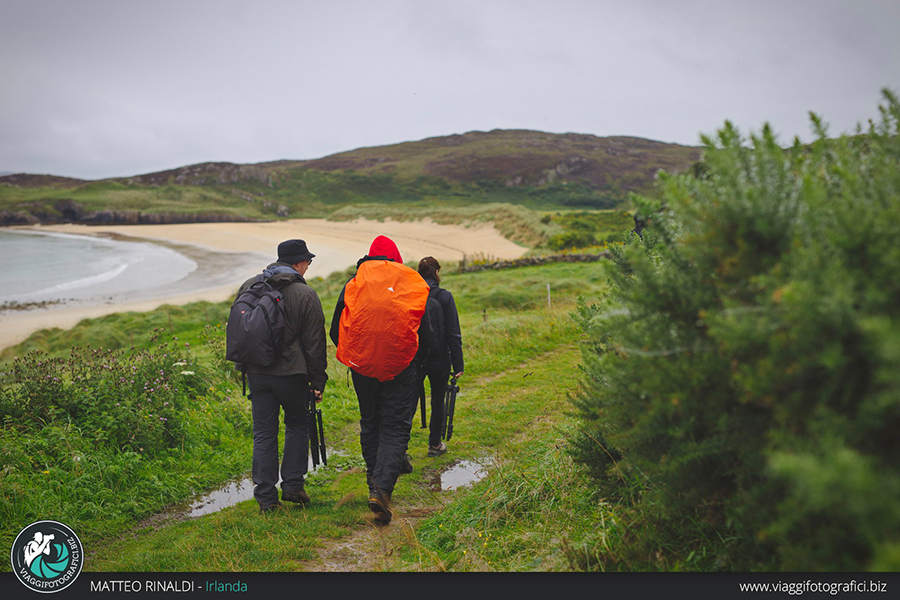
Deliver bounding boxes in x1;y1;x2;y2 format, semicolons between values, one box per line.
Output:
183;454;335;518
440;459;492;491
188;476;255;517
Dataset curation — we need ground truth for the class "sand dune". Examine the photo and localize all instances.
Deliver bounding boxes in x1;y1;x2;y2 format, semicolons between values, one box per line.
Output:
1;218;527;351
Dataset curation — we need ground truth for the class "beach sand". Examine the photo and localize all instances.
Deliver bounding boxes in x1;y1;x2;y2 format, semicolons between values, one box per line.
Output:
1;218;527;351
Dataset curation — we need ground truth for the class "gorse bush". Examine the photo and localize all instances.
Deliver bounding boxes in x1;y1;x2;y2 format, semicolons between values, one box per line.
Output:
1;329;210;455
546;210;632;251
570;90;900;570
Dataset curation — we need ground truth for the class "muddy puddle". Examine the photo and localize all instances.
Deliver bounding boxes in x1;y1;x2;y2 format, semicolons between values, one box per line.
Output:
439;458;494;491
143;451;491;530
160;455;336;521
187;475;256;517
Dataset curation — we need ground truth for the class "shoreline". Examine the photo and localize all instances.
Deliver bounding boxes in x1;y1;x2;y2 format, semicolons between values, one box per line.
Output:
0;218;527;352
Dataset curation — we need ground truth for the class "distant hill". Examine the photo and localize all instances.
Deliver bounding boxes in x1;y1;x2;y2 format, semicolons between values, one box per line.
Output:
0;173;88;188
0;129;701;226
266;129;698;189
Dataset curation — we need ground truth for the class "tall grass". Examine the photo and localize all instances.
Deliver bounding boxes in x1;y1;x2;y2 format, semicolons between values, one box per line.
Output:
327;202;558;248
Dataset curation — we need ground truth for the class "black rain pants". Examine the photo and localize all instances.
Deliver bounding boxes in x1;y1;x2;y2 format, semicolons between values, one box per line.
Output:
352;364;419;496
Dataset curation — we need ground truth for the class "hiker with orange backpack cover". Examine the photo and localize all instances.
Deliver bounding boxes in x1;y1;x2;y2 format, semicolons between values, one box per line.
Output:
330;235;432;524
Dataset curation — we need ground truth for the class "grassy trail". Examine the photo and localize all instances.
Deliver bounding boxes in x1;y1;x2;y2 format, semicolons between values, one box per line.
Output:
2;260;610;572
87;342;581;572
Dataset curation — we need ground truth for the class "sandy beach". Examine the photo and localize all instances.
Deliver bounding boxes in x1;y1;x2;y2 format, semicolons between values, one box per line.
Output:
1;218;527;351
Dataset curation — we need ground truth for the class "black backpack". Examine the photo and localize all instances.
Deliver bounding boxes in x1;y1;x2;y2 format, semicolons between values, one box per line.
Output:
424;286;446;363
225;273;292;394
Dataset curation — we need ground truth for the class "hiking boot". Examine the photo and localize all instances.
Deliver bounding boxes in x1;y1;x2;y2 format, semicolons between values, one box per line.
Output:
400;453;414;474
259;501;282;514
367;488;393;524
428;441;448;457
282;488;311;506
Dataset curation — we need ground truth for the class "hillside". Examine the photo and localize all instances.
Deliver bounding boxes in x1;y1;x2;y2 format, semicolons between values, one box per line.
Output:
0;129;700;226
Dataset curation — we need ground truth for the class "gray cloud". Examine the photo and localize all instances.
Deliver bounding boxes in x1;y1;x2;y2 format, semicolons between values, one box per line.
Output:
1;0;897;179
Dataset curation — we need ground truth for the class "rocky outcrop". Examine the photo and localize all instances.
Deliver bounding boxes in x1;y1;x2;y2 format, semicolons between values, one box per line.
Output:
0;211;41;226
79;211;260;225
123;162;273;187
0;203;261;227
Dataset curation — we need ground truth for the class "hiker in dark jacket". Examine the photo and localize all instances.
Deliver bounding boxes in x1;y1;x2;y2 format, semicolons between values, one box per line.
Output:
234;239;328;513
330;235;431;525
416;256;464;457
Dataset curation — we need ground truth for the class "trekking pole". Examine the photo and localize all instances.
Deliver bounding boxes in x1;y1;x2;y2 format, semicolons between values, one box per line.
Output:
308;388;321;468
445;376;459;440
418;376;427;429
441;380;449;440
316;398;327;466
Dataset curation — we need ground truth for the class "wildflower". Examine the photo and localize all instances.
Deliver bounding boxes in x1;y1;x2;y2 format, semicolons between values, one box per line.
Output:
42;470;49;474
181;371;195;376
173;361;187;367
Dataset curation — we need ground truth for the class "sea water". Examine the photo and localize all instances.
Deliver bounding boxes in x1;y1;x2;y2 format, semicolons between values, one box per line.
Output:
0;229;197;306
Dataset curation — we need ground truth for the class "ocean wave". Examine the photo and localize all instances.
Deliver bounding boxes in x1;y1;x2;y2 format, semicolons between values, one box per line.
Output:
27;258;140;296
0;230;196;304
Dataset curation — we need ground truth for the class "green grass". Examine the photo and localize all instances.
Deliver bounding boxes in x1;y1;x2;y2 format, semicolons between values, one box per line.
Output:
0;260;614;572
0;302;231;362
0;384;254;553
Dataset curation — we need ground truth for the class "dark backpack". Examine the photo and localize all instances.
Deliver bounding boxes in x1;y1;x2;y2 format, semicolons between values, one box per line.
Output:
425;286;446;363
225;273;291;393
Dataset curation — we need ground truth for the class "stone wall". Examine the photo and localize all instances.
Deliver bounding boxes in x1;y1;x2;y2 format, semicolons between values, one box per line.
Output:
458;251;610;273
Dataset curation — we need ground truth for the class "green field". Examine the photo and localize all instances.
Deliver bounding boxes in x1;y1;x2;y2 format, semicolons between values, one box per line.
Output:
0;260;614;572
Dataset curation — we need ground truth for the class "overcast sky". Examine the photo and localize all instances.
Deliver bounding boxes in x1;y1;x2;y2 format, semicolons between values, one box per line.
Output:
2;0;898;180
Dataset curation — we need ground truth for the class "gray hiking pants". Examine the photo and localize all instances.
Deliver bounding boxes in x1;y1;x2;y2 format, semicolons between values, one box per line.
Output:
248;373;309;506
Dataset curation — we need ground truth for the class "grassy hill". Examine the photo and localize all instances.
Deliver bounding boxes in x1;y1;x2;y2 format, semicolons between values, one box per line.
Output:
0;130;700;226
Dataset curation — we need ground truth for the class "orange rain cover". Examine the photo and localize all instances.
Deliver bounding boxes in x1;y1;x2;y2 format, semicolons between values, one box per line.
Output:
336;260;429;381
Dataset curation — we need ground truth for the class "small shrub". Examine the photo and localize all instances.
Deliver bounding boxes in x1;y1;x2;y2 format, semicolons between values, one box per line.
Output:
1;330;211;455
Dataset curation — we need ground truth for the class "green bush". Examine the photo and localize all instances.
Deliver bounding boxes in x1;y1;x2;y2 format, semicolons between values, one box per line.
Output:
569;90;900;570
548;231;596;251
1;330;211;455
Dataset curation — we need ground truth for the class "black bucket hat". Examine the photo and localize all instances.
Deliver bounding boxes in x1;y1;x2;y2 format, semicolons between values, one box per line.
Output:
277;239;316;264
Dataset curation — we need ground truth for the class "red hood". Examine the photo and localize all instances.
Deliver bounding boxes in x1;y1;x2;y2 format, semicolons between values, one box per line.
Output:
368;235;402;263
